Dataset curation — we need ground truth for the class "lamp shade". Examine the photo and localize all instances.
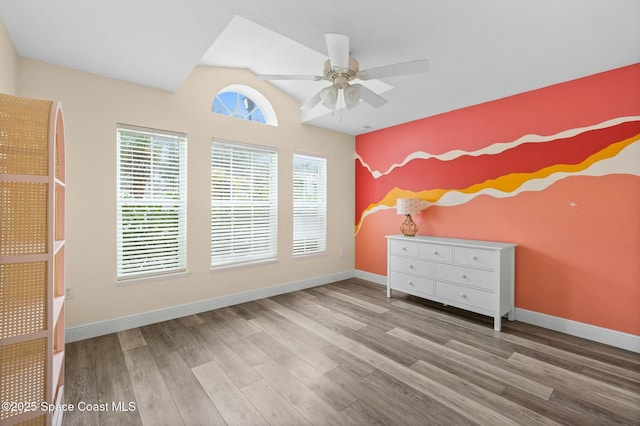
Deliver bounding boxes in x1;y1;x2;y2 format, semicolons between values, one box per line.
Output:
344;84;361;109
396;198;421;215
320;85;339;109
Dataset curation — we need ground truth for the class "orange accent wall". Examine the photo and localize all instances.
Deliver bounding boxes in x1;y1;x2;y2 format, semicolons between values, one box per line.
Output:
357;64;640;174
355;64;640;336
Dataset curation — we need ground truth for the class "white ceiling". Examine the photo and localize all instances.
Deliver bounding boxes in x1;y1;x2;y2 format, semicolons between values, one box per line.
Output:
1;0;639;135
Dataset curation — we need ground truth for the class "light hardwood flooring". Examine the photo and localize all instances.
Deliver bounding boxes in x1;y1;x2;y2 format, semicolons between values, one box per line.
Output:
64;279;640;425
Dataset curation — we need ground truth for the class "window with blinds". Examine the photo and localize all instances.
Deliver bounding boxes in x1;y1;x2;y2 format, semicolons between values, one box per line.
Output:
211;140;278;268
116;124;187;280
293;153;327;256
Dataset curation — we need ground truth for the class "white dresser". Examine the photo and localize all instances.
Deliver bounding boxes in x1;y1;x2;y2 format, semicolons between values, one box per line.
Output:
386;235;517;331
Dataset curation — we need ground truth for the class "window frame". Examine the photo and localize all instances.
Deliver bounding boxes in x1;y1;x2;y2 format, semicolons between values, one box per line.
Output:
210;139;279;269
116;124;187;282
212;84;278;127
292;152;327;257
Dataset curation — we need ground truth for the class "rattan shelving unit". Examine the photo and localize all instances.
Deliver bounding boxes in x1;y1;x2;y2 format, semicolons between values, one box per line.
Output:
1;94;66;426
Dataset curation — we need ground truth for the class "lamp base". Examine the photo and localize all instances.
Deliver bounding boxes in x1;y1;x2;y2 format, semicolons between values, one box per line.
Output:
400;214;418;237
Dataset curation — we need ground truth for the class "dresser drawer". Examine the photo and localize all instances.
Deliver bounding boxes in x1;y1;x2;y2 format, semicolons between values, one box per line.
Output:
389;239;419;257
389;271;434;297
389;255;435;277
419;242;453;263
436;263;496;291
455;246;498;270
435;281;492;312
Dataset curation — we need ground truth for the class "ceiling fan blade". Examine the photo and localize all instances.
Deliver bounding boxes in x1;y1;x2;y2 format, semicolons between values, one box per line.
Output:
325;33;350;69
300;89;324;110
257;74;324;81
353;84;388;108
358;59;429;80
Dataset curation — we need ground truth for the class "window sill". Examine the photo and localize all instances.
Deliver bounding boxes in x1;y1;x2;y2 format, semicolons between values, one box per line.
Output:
293;250;327;260
210;258;279;272
115;270;191;286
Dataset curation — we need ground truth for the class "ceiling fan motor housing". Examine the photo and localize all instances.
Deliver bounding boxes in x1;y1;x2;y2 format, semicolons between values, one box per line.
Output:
324;58;359;89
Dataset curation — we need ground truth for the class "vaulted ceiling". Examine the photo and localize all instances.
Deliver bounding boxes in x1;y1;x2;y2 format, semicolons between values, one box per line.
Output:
1;0;639;135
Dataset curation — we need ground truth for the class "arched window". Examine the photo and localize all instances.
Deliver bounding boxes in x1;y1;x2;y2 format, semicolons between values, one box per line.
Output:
212;85;278;126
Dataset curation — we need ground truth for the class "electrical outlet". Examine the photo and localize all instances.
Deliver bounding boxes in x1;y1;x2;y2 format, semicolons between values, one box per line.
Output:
64;287;74;299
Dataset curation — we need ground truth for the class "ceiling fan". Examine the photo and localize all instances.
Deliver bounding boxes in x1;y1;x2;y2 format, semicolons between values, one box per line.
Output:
257;33;429;111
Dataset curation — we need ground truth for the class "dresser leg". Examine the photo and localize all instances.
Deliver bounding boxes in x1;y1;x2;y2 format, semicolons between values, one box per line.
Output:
494;316;502;332
508;310;515;321
387;286;391;298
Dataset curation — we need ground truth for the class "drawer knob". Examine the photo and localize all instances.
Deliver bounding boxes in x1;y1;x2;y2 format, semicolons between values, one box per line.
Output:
471;255;478;260
409;264;414;269
460;273;467;279
408;281;414;286
460;292;467;298
433;250;438;255
402;246;407;251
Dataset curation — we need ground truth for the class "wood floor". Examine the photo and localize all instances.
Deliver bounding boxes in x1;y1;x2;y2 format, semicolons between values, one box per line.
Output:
64;279;640;426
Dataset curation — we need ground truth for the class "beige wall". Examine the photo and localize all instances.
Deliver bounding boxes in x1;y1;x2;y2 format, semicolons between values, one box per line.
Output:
0;19;17;94
17;58;355;327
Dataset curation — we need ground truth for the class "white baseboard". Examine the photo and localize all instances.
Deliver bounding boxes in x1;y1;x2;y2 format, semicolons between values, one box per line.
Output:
515;308;639;353
65;270;355;343
353;269;386;285
66;269;639;354
353;270;639;353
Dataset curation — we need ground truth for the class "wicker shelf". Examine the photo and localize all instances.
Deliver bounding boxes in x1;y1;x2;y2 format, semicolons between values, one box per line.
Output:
0;94;66;426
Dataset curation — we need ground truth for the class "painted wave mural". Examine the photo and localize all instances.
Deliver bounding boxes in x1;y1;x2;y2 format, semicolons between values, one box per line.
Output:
355;117;640;234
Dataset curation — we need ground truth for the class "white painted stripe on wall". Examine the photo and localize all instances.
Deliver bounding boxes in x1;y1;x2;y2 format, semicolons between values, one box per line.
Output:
356;139;640;235
357;116;640;178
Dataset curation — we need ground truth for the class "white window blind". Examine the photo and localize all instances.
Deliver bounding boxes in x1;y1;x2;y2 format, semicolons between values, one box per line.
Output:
211;140;278;267
293;153;326;255
117;124;187;280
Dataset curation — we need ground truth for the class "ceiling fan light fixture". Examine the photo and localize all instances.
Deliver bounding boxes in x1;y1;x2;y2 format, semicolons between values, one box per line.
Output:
320;85;339;109
344;84;361;109
259;33;429;114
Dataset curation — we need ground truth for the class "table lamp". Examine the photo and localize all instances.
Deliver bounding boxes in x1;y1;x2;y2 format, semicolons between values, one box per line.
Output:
396;198;421;237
